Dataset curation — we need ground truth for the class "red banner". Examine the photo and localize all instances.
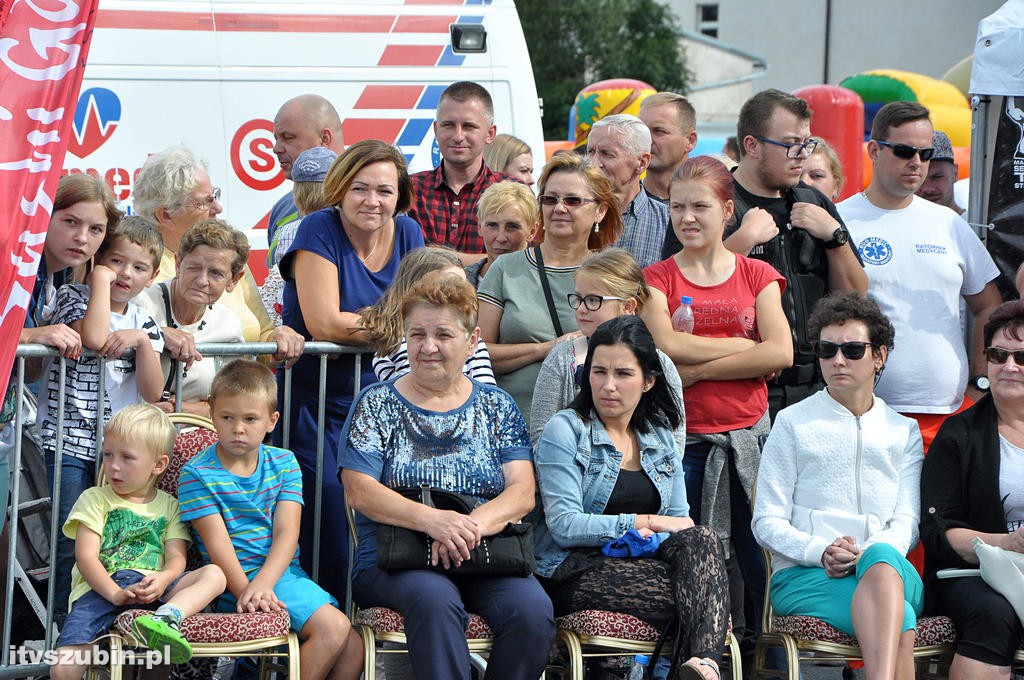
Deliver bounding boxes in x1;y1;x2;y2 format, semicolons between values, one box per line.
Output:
0;0;100;404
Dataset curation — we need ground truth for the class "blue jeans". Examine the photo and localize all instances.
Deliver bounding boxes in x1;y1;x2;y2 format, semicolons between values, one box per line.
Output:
354;566;555;680
45;451;96;627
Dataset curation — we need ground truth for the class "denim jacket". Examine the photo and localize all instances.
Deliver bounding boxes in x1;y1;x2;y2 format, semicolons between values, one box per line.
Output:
532;409;688;578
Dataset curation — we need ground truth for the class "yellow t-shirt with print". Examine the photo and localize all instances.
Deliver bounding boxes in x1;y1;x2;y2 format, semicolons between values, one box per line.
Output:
62;485;191;607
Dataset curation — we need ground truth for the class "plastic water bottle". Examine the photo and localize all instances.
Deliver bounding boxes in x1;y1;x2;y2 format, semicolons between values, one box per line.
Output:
671;295;695;333
627;654;650;679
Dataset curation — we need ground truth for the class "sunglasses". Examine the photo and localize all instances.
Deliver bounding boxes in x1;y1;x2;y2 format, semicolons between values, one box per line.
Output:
813;340;878;361
540;194;597;208
873;139;935;161
985;347;1024;365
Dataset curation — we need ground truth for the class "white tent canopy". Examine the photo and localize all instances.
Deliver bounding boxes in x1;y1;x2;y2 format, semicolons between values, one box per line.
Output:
971;0;1024;95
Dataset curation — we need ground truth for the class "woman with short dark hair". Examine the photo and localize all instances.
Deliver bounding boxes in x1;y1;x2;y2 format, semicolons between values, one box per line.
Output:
753;292;924;680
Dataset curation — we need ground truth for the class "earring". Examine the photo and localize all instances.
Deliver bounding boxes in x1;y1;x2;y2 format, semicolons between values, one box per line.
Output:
593;222;600;233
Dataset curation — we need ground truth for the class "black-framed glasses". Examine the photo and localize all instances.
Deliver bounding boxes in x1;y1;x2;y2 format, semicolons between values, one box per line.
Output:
813;340;878;361
567;293;627;311
540;194;598;208
985;347;1024;365
184;187;222;212
754;136;817;158
872;140;935;161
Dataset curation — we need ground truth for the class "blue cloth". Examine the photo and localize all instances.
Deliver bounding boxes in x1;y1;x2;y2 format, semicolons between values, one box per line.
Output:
532;409;688;578
600;529;671;557
340;380;532;578
216;564;336;633
46;452;96;624
614;189;671;269
280;208;425;408
59;569;184;646
178;444;304;574
354;565;554;680
770;542;924;636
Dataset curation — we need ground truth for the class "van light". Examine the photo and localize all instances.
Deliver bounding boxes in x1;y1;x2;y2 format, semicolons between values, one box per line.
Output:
450;24;487;53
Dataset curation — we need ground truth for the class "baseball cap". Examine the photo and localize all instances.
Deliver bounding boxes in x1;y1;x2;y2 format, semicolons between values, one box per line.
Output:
292;147;337;183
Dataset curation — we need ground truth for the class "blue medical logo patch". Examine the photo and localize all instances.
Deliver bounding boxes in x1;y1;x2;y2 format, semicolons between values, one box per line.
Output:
858;237;893;265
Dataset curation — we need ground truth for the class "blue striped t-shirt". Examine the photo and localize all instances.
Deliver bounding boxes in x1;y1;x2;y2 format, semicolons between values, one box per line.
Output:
178;443;304;574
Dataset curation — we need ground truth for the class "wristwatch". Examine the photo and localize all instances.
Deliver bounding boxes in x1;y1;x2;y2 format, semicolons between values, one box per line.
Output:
823;226;850;250
970;375;991;391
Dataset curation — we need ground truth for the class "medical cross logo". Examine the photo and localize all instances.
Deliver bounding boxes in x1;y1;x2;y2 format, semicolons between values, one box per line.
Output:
858;236;893;265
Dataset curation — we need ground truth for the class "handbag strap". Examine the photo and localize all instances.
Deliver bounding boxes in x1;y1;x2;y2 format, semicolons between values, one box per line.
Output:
533;246;564;337
158;282;180;396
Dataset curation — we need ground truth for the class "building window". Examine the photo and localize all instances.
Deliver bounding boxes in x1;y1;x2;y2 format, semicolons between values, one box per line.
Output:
697;3;718;38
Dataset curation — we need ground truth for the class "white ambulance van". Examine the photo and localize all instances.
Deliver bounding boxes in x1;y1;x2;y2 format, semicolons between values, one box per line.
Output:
66;0;544;280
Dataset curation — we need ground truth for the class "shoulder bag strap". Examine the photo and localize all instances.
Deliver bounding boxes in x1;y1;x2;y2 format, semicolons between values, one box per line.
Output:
158;282;180;397
533;246;564;337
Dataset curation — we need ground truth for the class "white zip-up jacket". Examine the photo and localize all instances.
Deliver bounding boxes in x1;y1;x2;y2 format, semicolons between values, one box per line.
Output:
752;389;924;572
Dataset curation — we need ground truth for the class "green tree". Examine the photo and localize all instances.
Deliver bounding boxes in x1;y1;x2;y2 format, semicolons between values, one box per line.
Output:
518;0;692;140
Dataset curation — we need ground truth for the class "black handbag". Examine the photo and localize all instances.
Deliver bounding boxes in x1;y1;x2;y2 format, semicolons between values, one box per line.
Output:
376;484;536;577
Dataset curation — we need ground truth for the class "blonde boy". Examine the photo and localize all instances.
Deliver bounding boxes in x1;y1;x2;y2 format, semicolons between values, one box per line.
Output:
178;360;362;680
52;404;225;680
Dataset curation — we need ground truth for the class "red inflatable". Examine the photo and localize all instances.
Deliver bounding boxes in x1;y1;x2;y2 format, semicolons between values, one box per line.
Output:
794;85;864;202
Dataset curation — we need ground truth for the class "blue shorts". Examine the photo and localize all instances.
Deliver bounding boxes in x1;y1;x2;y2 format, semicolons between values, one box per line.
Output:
216;564;336;633
59;569;186;647
770;543;924;636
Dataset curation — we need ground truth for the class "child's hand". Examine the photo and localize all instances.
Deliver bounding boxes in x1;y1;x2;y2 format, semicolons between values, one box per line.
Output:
88;264;117;288
109;586;142;607
237;579;286;613
100;329;148;359
128;573;170;604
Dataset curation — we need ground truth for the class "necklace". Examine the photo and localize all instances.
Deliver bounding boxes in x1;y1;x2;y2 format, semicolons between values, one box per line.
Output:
354;231;382;263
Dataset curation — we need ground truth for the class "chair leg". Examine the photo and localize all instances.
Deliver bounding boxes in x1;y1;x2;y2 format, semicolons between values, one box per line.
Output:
288;631;302;679
555;629;584;680
108;634;124;680
358;625;376;680
725;632;743;680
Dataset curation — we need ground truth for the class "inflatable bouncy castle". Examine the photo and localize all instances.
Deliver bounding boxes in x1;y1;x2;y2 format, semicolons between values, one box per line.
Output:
569;78;656;148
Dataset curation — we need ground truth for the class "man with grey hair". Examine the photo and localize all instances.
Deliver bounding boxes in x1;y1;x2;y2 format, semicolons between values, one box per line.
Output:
133;144;304;372
639;92;698;203
268;94;345;247
587;113;671;268
133;144;223;281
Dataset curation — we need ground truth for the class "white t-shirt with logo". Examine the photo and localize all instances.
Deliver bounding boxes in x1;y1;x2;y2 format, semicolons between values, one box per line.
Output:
839;193;999;414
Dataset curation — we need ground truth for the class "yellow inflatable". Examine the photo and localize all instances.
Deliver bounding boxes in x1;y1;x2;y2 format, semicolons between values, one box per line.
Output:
571;78;656;147
839;69;971;146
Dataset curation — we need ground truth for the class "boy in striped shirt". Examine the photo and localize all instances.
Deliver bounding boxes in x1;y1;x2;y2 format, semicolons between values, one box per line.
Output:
178;360;362;679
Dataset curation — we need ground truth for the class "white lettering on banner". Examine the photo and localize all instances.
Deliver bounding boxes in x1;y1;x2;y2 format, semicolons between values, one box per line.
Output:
0;150;53;173
23;0;83;23
0;23;86;81
28;107;65;124
0;107;12;120
28;130;60;145
20;181;55;217
0;283;32;327
12;232;46;276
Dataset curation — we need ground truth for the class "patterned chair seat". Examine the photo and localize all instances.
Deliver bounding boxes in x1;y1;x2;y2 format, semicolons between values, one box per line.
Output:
771;615;957;648
115;609;291;644
162;427;219;496
354;606;494;639
556;610;661;642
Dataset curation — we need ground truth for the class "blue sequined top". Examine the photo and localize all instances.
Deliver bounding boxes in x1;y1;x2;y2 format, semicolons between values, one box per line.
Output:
340;379;532;577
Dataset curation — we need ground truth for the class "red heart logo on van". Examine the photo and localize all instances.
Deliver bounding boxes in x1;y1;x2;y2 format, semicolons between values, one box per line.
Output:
68;88;121;159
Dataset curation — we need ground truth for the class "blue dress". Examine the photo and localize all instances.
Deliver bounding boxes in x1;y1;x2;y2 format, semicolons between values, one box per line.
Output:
278;206;424;601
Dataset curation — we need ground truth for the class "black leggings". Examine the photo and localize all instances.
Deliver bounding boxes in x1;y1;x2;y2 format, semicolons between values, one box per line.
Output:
544;525;730;664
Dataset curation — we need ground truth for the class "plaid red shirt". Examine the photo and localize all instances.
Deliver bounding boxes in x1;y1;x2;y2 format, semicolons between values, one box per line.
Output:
409;161;515;253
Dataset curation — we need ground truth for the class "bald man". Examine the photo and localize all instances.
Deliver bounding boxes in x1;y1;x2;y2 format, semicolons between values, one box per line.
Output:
268;94;345;247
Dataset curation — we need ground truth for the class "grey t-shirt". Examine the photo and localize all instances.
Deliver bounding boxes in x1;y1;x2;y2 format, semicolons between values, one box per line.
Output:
1000;435;1024;533
477;248;579;421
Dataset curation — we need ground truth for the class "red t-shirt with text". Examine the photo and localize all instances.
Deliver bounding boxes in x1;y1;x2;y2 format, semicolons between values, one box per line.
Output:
645;255;785;433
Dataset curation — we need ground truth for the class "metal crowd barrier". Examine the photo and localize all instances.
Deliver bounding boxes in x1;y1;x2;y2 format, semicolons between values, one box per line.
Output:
1;341;369;678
